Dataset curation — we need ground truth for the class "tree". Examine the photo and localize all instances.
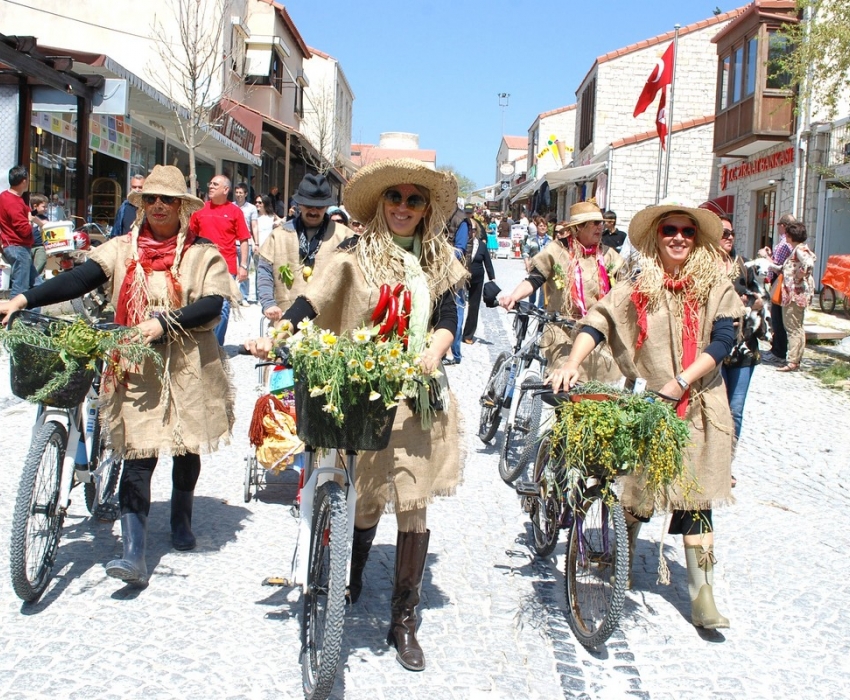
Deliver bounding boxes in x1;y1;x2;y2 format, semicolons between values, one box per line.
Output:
437;165;476;198
149;0;246;193
300;79;350;175
775;1;850;120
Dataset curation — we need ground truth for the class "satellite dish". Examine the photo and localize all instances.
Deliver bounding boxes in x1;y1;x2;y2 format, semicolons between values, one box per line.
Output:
499;163;514;175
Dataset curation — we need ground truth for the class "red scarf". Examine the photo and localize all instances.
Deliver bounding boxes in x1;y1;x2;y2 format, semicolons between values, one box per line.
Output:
631;275;699;417
115;223;197;326
570;242;611;317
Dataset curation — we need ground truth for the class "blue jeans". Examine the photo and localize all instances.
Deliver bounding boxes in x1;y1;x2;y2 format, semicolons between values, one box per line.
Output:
236;243;252;301
213;274;236;345
2;245;39;298
451;288;466;362
721;363;755;441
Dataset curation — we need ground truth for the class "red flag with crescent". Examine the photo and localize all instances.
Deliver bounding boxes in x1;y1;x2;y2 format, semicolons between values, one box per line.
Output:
633;42;675;118
656;87;668;148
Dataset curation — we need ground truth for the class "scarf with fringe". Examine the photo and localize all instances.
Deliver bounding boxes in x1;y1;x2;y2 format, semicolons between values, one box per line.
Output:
571;241;611;317
115;223;197;326
631;275;699;417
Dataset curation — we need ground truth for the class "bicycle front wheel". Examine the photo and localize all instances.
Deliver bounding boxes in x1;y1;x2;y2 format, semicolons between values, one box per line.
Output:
478;352;509;444
819;285;836;314
529;436;560;558
564;488;628;648
9;422;68;602
302;480;348;700
84;421;121;518
499;371;542;484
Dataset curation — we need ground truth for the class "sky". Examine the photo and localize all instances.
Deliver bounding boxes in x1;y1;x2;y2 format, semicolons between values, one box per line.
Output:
288;0;739;190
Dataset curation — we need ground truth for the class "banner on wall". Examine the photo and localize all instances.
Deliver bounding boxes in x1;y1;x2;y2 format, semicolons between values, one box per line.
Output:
31;112;132;163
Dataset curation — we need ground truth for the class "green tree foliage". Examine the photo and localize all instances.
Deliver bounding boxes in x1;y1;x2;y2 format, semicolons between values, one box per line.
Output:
437;165;476;197
776;1;850;119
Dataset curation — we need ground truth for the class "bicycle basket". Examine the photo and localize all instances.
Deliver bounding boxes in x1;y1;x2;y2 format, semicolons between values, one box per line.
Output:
294;377;397;451
7;311;94;408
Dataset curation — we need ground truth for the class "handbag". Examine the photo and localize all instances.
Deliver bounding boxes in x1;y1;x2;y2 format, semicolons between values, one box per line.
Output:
770;272;784;305
483;280;502;308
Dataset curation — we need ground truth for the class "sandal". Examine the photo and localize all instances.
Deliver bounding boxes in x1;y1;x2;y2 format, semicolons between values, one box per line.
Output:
731;475;737;488
776;363;799;372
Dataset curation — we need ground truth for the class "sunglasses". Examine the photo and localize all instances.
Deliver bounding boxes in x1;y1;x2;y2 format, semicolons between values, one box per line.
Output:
142;194;178;205
658;224;697;239
383;189;428;212
721;229;735;239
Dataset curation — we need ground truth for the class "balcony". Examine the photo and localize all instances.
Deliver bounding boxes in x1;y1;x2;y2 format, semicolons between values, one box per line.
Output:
714;89;795;157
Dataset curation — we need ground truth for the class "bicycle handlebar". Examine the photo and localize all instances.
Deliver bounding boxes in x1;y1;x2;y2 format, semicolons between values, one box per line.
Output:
509;300;575;329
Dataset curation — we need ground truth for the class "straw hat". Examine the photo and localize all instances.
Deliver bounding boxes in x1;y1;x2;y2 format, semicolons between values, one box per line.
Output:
566;201;603;228
628;199;723;252
128;164;203;213
343;159;458;226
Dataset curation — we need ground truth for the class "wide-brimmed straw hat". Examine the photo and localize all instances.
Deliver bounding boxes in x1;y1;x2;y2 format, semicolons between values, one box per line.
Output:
343;159;458;225
628;198;723;252
128;164;203;213
566;201;603;228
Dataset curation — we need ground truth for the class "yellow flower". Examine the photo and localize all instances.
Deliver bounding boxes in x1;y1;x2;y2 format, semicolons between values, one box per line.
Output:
352;327;371;344
321;332;337;347
350;373;363;383
297;318;314;332
388;346;401;359
309;386;325;397
369;391;380;401
404;365;418;378
347;358;360;369
363;358;376;371
309;349;321;358
322;402;336;414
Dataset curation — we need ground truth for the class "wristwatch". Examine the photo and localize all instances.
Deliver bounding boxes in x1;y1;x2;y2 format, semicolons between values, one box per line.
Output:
239;264;248;271
675;375;690;391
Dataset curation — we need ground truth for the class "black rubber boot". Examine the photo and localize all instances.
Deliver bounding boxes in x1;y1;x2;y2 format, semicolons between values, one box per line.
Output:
106;513;149;586
386;530;430;671
170;488;196;551
347;524;378;604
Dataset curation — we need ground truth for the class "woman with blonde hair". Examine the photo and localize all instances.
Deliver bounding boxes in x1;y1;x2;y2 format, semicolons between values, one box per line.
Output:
549;200;743;629
246;159;466;671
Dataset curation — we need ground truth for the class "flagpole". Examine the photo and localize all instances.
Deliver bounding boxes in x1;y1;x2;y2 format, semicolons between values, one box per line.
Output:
655;139;663;205
662;24;680;198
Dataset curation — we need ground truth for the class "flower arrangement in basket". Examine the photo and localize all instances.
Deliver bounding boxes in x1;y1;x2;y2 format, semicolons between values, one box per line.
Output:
269;315;432;451
0;311;161;407
548;381;693;505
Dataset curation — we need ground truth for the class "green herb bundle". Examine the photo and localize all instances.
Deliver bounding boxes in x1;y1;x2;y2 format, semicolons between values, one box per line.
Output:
548;381;692;501
0;315;162;404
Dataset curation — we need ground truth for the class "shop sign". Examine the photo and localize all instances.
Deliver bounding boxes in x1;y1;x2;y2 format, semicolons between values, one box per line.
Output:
31;112;132;162
209;105;256;154
720;147;794;190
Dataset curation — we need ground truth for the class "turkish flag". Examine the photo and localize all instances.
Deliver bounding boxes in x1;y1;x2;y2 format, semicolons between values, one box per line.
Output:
633;42;675;118
656;87;668;149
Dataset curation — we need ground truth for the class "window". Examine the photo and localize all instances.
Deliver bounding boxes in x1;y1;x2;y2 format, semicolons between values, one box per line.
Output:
271;55;284;93
295;85;304;118
719;55;731;111
745;36;758;97
767;31;793;90
732;45;744;103
578;77;596;152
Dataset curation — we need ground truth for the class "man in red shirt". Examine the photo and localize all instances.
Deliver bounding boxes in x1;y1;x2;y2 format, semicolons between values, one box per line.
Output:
0;166;39;297
190;174;251;345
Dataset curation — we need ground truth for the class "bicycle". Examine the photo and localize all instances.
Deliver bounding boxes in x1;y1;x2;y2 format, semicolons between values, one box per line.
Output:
478;301;573;485
6;310;124;602
515;385;628;648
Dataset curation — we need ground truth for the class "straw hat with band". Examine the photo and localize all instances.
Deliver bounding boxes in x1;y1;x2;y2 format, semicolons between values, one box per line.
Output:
628;200;723;253
343;158;458;230
565;201;604;229
128;164;203;214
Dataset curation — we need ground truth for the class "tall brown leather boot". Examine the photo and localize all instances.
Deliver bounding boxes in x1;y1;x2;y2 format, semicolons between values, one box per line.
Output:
386;529;430;671
684;543;730;629
347;524;378;604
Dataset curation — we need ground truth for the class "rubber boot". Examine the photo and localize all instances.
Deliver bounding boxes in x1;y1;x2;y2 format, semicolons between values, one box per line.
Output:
386;530;430;671
106;513;149;586
684;543;730;629
347;524;378;604
626;521;642;590
170;488;196;551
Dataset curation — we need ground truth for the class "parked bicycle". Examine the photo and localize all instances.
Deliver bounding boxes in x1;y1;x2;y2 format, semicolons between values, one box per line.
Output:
6;310;124;602
478;301;573;484
515;385;628;649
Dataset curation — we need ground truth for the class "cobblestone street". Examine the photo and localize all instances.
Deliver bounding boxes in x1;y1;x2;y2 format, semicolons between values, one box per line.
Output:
0;256;848;699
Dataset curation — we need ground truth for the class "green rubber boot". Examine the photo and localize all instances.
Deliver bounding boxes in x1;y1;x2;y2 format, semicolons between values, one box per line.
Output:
684;543;730;629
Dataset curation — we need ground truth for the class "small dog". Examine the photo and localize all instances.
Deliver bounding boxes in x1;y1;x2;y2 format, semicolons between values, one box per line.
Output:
743;258;773;344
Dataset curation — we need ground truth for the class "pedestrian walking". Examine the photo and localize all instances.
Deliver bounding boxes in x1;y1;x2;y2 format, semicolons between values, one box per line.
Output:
549;200;743;629
759;213;796;364
0;166;39;297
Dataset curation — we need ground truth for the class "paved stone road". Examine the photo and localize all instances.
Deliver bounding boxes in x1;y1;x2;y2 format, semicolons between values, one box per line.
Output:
0;255;847;699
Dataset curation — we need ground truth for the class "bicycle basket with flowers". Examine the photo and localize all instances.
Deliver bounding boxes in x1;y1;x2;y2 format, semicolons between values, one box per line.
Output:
270;319;431;451
0;310;162;408
548;381;693;506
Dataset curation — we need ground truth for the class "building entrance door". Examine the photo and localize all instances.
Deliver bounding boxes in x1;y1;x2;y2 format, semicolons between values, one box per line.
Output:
753;186;777;256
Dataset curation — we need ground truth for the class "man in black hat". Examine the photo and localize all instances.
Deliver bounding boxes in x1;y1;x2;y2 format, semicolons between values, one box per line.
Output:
601;210;626;253
255;173;349;326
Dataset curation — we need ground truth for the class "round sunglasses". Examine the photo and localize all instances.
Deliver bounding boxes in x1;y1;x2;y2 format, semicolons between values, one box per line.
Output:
382;189;428;212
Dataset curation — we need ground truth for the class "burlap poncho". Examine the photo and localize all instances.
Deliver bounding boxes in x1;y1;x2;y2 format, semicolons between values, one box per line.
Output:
580;279;744;515
89;236;236;459
303;243;467;514
531;242;623;381
257;219;350;318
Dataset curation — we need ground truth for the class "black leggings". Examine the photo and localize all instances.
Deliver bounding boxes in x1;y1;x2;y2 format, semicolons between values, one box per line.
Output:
668;509;713;536
119;453;201;516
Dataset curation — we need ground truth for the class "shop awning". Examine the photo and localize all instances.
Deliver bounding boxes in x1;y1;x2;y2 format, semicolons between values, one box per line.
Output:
510;177;542;204
545;162;607;188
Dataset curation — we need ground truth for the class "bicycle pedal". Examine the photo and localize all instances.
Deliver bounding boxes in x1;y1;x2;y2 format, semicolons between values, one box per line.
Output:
514;480;538;496
262;576;295;587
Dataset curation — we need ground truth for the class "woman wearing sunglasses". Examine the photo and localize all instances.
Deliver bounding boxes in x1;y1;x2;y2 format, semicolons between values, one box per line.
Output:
0;165;236;587
245;159;466;671
548;201;744;631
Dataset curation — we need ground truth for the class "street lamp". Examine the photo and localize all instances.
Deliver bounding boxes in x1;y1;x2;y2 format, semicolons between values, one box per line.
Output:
498;92;510;135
